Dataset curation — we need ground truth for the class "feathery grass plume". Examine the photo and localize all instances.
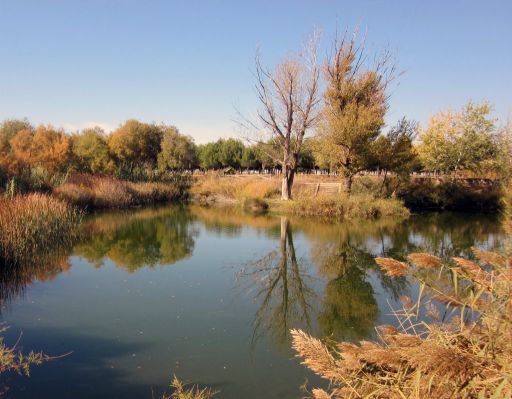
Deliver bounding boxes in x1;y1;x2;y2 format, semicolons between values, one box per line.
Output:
407;253;442;268
471;246;506;268
290;329;339;381
292;242;512;398
161;375;216;399
375;257;409;277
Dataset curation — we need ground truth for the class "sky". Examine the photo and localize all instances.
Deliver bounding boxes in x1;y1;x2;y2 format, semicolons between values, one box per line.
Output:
0;0;510;143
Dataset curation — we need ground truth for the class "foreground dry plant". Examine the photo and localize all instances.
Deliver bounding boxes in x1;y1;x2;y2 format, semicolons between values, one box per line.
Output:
161;375;216;399
292;234;512;397
0;329;54;377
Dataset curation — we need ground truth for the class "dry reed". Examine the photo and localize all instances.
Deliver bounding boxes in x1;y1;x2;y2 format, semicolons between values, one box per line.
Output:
0;193;82;263
54;174;184;209
292;237;512;397
161;375;216;399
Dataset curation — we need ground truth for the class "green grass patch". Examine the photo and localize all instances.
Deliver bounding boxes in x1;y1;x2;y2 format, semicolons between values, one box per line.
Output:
274;194;409;220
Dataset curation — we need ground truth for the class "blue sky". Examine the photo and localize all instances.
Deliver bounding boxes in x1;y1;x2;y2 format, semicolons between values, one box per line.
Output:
0;0;510;143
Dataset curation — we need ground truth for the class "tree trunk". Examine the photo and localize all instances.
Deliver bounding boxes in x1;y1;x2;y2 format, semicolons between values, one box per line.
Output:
281;167;295;200
344;175;353;194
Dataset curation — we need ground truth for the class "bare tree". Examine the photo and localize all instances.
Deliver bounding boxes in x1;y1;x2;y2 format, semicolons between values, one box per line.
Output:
251;35;320;200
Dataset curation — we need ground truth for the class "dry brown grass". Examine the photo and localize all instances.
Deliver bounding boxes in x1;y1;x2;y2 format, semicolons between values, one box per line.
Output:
0;193;82;263
191;175;280;202
53;174;184;209
292;241;512;398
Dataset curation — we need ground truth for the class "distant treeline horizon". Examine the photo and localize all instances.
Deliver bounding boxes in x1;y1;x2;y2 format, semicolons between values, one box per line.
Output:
0;99;510;190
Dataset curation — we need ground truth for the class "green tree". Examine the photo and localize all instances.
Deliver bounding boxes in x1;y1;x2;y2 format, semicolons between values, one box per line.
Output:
315;33;392;193
240;145;261;170
372;118;419;194
157;126;198;172
71;127;114;174
197;142;222;170
218;138;244;169
418;101;501;175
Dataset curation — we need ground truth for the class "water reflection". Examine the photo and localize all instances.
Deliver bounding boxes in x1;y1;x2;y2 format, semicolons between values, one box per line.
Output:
0;253;71;311
0;205;505;399
75;206;198;271
240;217;316;348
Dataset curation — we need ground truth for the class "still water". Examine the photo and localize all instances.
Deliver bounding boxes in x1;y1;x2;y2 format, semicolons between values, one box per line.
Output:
0;205;504;398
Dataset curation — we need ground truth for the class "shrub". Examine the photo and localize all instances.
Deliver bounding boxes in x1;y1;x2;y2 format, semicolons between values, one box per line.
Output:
398;178;503;212
0;193;82;264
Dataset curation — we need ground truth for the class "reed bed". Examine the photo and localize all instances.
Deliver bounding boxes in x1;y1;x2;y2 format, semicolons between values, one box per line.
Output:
0;193;82;264
54;174;185;209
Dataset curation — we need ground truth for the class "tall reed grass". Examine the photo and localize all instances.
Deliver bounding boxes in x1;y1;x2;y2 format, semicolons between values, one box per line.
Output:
54;174;186;209
0;193;82;264
292;226;512;397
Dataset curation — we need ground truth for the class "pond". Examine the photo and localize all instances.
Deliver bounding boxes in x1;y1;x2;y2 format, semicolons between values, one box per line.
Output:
0;205;505;398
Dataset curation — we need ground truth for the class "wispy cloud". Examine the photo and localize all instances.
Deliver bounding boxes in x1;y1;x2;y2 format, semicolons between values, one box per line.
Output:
60;121;118;134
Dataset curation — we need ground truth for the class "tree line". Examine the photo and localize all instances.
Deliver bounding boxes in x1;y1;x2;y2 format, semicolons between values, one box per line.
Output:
0;31;509;196
0;99;509;191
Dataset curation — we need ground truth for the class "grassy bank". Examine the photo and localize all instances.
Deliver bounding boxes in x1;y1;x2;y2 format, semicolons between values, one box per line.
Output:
0;193;82;264
192;175;409;219
273;194;409;219
54;174;188;210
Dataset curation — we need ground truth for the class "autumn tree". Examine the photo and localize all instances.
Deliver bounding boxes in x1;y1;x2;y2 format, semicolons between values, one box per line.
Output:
157;126;197;172
108;119;163;176
0;119;34;176
418;101;502;175
71;127;114;174
250;35;320;199
315;32;394;193
10;125;70;174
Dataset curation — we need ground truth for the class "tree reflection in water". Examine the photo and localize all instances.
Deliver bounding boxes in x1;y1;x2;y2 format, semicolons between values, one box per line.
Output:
0;206;198;309
241;217;317;348
74;205;198;271
0;250;72;311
